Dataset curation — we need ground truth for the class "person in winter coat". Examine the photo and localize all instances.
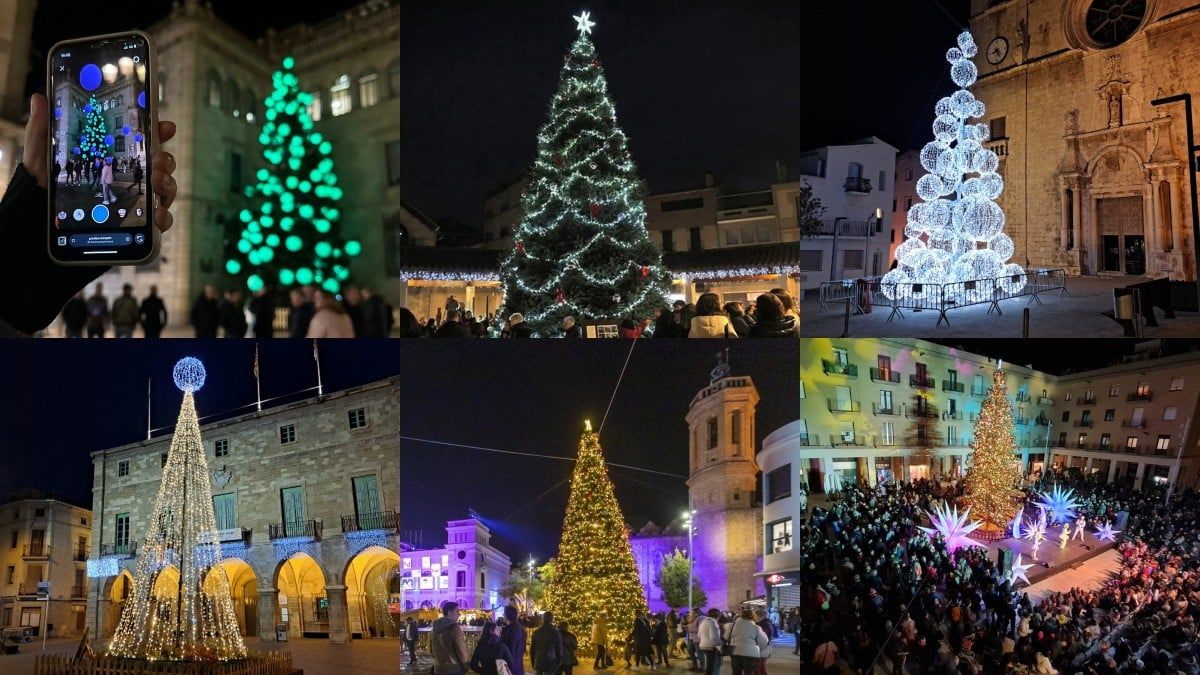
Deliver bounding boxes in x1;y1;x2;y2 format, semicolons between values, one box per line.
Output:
507;313;534;338
60;291;87;337
632;613;654;670
723;302;751;337
558;620;578;675
288;287;315;338
697;609;722;675
561;315;582;338
746;292;797;337
434;309;473;338
219;290;247;338
404;617;420;665
751;610;773;675
500;606;527;675
306;289;355;338
685;610;703;672
652;614;670;667
359;287;390;337
592;616;610;669
110;283;139;337
86;283;109;338
470;621;515;675
190;285;220;338
688;293;738;338
531;612;564;675
431;602;471;675
728;610;768;675
138;285;167;338
653;305;684;338
250;285;276;338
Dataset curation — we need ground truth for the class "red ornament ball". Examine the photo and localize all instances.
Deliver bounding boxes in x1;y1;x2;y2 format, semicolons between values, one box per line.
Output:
555;288;565;305
641;265;650;278
516;240;525;254
589;203;602;218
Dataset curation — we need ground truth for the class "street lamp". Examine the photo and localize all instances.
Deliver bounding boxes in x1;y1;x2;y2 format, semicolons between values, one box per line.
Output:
681;503;696;611
1150;93;1200;308
527;557;536;614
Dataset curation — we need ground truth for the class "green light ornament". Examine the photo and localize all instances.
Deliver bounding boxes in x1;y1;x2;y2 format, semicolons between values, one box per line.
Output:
315;241;333;258
249;231;263;245
314;219;331;233
321;278;339;293
266;109;277;121
279;268;295;285
345;240;362;256
278;123;290;137
280;217;295;231
319;142;332;155
247;274;264;292
323;174;338;186
280;201;294;213
309;133;322;144
266;234;281;247
285;236;303;252
299;181;312;193
299;204;315;219
330;187;344;201
248;250;261;266
261;215;274;227
258;247;274;263
256;168;269;181
237;239;252;254
288;158;301;171
335;266;350;281
248;222;261;234
240;209;253;223
283;56;295;69
296;267;314;285
261;202;273;215
225;259;241;275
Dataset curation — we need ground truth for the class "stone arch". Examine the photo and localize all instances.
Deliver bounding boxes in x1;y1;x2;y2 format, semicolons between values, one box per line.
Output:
342;545;400;638
1081;143;1154;275
100;569;136;637
274;553;329;639
202;558;259;636
1084;143;1147;179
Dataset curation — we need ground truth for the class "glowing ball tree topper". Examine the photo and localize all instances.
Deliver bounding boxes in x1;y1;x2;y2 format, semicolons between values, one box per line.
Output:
882;31;1023;300
172;357;206;392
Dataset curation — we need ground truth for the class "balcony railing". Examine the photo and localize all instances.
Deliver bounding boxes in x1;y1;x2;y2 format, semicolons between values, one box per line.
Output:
844;177;873;194
799;433;819;446
970;387;986;397
1037;396;1056;406
70;585;86;599
1035;416;1051;427
910;375;935;389
1015;393;1031;403
943;410;963;421
829;434;868;448
269;520;323;541
821;360;858;378
905;405;939;419
1128;391;1153;402
942;381;965;393
1121;419;1146;429
100;542;137;557
969;412;980;422
872;403;898;416
1015;416;1030;426
341;510;400;533
21;544;48;559
870;368;900;384
18;582;41;596
73;549;87;562
1073;420;1094;428
1078;397;1096;405
827;399;861;413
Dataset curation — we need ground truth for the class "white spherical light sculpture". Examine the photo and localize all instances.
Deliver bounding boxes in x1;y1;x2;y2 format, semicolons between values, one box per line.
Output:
173;357;207;393
887;30;1024;300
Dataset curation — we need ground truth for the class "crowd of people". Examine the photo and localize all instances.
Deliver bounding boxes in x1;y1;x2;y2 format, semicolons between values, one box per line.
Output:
800;473;1200;675
394;288;800;338
415;601;794;675
57;282;396;337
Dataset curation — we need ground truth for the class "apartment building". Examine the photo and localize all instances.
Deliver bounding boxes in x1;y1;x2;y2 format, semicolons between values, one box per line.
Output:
0;495;92;639
397;518;511;613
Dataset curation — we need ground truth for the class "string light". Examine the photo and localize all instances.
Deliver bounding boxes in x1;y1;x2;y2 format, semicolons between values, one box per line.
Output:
87;558;119;578
964;368;1023;529
500;13;669;335
272;537;317;563
882;31;1024;301
107;358;247;662
344;530;389;557
544;423;648;650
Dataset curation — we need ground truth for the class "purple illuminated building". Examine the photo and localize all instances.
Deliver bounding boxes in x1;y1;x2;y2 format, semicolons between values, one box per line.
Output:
398;518;511;612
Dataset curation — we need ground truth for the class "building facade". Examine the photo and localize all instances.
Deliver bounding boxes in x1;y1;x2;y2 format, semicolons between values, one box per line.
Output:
797;137;897;295
86;376;401;645
799;338;1200;494
397;518;511;613
968;0;1200;280
627;521;686;614
0;495;92;639
0;0;37;197
759;421;799;613
889;150;923;268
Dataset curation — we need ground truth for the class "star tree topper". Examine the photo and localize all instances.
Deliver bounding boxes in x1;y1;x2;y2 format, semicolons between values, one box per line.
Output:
1095;521;1121;542
1008;552;1034;586
574;10;596;35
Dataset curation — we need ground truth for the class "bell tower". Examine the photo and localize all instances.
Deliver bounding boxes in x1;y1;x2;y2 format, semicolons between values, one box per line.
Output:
684;349;762;611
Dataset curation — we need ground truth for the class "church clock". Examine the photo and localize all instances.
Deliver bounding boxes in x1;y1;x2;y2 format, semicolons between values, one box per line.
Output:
987;36;1009;64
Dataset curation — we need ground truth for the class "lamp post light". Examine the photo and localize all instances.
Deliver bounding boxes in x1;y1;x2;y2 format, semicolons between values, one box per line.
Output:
682;504;696;612
527;557;536;614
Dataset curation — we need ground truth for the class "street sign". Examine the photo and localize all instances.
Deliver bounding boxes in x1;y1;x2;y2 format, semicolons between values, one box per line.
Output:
36;581;50;600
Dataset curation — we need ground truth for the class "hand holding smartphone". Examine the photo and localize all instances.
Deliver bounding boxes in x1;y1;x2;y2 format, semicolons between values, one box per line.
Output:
47;31;160;265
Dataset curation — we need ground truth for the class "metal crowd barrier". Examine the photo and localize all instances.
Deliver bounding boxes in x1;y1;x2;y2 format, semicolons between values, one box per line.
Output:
863;268;1069;327
817;276;882;313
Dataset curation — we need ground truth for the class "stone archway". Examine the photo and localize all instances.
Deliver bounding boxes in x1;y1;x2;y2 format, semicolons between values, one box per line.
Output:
343;545;401;639
202;558;259;636
274;553;328;639
101;569;135;638
1081;144;1152;275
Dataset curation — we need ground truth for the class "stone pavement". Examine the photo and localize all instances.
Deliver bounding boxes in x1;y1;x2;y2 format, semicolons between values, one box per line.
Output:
801;275;1200;337
0;636;402;675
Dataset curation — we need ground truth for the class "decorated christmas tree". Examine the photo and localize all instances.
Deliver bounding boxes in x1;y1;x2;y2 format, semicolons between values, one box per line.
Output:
544;420;648;648
74;94;112;164
499;11;669;335
964;368;1022;530
225;56;362;296
107;358;247;661
883;31;1023;301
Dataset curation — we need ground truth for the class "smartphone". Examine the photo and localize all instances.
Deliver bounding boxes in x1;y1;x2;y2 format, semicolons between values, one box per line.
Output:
47;31;160;265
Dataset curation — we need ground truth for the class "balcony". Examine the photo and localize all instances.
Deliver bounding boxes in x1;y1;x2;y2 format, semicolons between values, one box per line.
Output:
341;510;400;533
942;381;965;394
100;542;137;558
1073;420;1094;428
1015;393;1031;403
1077;397;1096;405
1121;419;1146;429
822;360;858;378
1037;396;1056;406
70;585;86;599
1015;416;1030;426
970;387;986;397
18;582;41;597
870;368;900;384
21;544;49;559
942;410;963;421
1035;416;1051;427
829;434;868;448
269;520;323;542
799;433;819;446
73;549;87;562
905;405;939;419
827;399;861;413
910;375;935;389
872;403;898;416
1128;391;1153;402
844;177;873;194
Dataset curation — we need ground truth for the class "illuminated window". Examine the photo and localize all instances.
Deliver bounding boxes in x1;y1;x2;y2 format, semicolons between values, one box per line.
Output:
330;75;352;117
1157;435;1171;451
1170;376;1185;391
308;92;322;122
1165;406;1178;421
1125;436;1138;450
359;70;380;108
767;519;792;553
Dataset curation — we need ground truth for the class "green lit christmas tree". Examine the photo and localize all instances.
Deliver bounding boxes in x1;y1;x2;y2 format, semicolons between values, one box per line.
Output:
75;94;112;164
225;56;362;295
500;11;669;336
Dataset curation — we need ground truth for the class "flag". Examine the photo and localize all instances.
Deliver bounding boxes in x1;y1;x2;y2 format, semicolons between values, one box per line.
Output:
253;344;260;380
313;339;319;361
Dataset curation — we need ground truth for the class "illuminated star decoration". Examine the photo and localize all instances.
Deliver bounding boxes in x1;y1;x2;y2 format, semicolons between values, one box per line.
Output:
574;10;596;35
918;501;987;553
1034;485;1082;524
1009;507;1024;539
1023;508;1047;542
1008;552;1034;586
1095;521;1122;542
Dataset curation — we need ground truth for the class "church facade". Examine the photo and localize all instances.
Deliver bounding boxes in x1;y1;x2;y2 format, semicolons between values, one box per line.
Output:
969;0;1200;280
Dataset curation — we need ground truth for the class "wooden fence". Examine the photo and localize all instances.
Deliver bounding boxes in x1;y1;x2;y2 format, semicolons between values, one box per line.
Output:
33;652;293;675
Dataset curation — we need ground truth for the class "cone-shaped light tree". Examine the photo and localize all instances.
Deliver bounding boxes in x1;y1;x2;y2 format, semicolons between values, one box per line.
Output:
225;56;362;296
107;358;247;661
882;31;1024;301
74;94;112;164
544;420;648;648
964;368;1022;530
499;12;669;336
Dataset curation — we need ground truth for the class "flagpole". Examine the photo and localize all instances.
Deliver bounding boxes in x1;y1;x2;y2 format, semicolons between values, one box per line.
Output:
146;378;151;440
314;339;323;397
255;343;262;412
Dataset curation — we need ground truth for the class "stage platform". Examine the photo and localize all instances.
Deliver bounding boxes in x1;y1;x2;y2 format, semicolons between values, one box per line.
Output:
972;523;1118;586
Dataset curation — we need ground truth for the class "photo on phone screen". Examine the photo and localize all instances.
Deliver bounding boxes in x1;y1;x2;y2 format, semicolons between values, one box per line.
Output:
48;32;155;264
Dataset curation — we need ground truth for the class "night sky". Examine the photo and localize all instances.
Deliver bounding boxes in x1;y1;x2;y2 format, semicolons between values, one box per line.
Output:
399;0;801;230
801;0;970;153
398;341;799;565
926;339;1200;375
0;340;399;508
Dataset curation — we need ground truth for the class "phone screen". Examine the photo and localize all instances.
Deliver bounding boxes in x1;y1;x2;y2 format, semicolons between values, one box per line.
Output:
48;33;154;263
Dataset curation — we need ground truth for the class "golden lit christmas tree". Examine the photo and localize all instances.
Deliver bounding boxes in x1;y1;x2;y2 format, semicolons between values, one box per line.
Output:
107;358;247;661
964;368;1022;532
544;421;648;649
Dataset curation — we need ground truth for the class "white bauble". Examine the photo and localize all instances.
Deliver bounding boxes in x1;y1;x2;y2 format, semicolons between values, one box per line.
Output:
955;195;1006;241
979;172;1004;199
895;237;927;263
925;201;951;230
951;59;978;88
933;115;958;143
909;248;950;283
907;202;928;227
936;148;960;178
955;139;982;172
959;177;982;197
934;97;954;118
951;90;976;118
951;249;1004;282
971;100;986;118
989;232;1014;260
920;141;946;172
904;222;926;239
946;47;964;63
939;174;962;197
957;31;978;57
998;263;1028;293
916;174;944;201
880;268;911;300
977;149;999;174
974;122;990;142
